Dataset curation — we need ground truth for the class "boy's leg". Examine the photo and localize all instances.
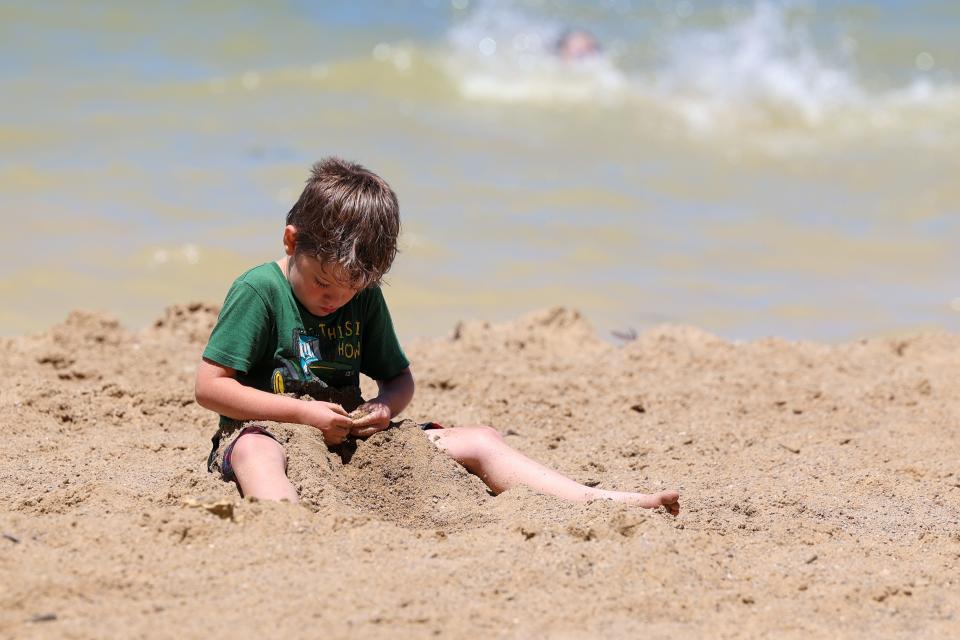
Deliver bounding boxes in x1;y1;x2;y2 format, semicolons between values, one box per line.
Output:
229;433;299;502
427;426;679;514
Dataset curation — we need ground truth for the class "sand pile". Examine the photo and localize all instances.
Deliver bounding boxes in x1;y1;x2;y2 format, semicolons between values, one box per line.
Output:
1;304;958;638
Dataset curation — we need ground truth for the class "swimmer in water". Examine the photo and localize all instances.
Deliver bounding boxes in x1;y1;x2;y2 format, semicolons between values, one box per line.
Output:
554;28;601;61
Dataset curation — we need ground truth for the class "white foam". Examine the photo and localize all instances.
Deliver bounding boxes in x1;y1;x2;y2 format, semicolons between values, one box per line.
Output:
648;1;861;130
443;0;960;146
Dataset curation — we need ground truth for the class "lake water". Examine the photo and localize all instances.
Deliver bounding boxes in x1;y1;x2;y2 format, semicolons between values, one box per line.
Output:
2;0;958;342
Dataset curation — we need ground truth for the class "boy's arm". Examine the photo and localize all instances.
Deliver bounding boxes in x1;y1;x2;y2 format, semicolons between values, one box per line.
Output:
195;358;354;444
350;367;414;437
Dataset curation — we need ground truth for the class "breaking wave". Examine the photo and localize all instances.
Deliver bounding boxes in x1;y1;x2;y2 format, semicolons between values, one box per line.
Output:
442;1;960;144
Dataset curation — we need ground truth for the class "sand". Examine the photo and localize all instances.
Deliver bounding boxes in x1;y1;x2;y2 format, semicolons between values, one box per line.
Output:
1;304;958;638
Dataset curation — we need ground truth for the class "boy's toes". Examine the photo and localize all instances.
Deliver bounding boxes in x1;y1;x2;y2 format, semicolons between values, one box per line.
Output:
658;490;680;516
659;490;680;504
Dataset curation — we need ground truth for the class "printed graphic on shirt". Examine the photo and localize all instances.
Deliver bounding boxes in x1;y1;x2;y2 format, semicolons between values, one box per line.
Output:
287;325;359;388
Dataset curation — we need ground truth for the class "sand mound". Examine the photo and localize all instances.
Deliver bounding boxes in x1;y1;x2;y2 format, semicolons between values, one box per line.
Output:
328;425;492;530
145;301;220;345
1;305;958;638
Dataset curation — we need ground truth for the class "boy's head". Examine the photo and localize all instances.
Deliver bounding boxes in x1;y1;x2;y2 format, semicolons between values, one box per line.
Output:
285;157;400;288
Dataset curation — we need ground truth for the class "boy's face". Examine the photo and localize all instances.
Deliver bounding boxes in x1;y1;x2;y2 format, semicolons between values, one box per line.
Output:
283;226;361;317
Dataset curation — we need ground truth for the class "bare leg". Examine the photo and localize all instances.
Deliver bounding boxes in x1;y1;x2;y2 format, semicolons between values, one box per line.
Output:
427;426;679;515
229;433;298;502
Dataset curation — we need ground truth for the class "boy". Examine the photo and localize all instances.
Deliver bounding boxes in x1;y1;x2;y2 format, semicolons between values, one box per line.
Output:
196;157;679;514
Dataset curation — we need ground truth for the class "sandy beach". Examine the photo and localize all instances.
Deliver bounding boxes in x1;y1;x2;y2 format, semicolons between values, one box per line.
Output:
4;3;958;638
1;303;957;638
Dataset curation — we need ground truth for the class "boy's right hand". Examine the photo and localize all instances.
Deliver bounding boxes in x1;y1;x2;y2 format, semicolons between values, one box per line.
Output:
298;401;354;445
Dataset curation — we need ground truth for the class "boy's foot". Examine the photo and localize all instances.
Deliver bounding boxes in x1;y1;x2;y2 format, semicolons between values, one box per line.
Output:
596;489;680;516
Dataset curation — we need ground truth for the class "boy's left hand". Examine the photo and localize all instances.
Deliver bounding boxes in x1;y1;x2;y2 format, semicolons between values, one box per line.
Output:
349;401;392;438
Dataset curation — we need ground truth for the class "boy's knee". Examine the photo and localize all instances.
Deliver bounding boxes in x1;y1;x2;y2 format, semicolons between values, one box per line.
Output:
471;425;503;442
230;433;285;469
432;425;503;463
461;425;503;452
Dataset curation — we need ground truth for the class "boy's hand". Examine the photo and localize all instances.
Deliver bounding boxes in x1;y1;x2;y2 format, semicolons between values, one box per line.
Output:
349;401;392;438
298;401;354;445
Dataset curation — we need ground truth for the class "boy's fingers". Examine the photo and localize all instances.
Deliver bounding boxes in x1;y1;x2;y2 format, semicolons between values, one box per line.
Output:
330;415;353;429
351;413;381;428
350;404;389;428
322;421;351;436
327;424;351;442
327;403;349;416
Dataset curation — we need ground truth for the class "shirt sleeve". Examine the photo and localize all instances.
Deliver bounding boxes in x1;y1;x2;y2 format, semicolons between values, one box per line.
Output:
359;286;410;381
202;280;272;374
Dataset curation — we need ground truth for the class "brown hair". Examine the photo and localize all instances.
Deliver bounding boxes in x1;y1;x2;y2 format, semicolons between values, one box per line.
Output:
286;157;400;287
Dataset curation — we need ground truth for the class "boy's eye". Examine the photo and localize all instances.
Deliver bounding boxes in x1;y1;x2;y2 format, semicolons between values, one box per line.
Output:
314;279;329;288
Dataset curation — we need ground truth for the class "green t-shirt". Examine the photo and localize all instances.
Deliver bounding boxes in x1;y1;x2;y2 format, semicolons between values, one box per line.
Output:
203;262;409;395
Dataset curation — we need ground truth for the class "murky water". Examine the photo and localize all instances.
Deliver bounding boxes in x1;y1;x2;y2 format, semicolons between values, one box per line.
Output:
1;0;958;341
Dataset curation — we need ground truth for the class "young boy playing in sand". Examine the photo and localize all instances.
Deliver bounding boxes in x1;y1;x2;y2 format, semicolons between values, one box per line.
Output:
196;157;679;515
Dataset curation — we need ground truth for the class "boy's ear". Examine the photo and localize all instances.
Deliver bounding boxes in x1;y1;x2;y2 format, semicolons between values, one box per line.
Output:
282;225;297;256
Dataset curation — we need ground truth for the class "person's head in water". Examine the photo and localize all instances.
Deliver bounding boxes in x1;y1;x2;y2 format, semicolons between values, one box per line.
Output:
555;28;600;61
